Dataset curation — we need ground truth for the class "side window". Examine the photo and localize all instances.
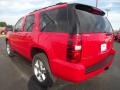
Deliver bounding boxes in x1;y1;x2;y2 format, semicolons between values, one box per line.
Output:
24;15;34;32
14;18;24;32
40;8;69;33
40;13;57;32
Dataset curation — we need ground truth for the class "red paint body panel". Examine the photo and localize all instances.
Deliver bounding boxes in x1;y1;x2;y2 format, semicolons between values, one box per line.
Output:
6;3;116;83
81;33;114;66
50;49;115;82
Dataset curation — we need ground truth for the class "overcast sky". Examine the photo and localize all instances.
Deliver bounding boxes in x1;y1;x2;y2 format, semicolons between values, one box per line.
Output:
0;0;120;30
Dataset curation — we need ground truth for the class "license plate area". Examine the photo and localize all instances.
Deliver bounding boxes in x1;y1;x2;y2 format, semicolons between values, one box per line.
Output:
101;43;107;52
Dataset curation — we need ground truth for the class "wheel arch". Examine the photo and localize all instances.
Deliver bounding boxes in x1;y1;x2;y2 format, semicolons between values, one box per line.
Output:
31;47;49;59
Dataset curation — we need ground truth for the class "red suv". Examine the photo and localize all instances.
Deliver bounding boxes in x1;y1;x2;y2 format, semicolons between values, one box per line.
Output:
6;3;115;87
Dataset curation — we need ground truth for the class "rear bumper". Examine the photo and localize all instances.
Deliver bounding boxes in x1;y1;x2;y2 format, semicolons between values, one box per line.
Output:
50;49;115;82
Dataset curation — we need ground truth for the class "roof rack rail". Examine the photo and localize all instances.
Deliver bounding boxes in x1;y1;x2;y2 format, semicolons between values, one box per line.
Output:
56;2;67;5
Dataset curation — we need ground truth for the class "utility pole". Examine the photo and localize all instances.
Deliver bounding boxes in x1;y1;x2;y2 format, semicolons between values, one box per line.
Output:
96;0;98;7
105;9;110;17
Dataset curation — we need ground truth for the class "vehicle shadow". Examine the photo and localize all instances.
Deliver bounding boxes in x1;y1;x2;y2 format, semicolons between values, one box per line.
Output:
28;76;48;90
9;55;49;90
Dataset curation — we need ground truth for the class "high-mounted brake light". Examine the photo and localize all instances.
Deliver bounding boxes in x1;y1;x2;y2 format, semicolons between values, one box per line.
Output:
67;34;82;63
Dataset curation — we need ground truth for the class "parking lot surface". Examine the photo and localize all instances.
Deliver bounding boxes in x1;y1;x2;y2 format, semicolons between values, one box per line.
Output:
0;37;120;90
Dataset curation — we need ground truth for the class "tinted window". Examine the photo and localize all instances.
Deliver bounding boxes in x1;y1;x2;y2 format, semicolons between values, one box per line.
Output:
75;9;113;33
40;13;57;32
14;18;24;32
40;8;73;33
24;15;34;32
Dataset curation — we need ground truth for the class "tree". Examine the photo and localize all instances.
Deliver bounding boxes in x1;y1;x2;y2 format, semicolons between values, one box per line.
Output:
0;22;7;27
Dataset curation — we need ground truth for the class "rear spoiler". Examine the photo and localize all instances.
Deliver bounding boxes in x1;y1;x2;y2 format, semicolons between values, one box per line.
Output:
69;3;105;16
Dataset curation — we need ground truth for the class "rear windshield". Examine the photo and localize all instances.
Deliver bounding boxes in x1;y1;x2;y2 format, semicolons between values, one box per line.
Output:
75;9;113;33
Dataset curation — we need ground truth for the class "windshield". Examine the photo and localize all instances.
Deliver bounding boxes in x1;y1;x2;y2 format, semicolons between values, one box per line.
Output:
75;9;113;33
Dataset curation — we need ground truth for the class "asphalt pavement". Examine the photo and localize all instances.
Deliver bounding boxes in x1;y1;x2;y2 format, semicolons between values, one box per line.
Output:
0;37;120;90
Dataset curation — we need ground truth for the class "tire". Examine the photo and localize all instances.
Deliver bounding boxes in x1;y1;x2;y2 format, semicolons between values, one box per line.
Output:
6;41;15;57
1;32;5;35
32;53;55;87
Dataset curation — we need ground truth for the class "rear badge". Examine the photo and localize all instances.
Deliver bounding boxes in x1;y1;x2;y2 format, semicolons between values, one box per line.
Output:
101;44;107;52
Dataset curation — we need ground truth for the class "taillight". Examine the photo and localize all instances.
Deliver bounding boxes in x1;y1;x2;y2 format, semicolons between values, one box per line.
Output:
67;34;82;63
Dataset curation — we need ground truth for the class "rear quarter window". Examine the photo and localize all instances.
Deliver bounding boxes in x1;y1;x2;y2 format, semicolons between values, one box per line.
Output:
40;7;73;33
